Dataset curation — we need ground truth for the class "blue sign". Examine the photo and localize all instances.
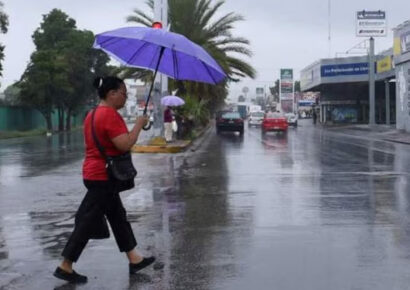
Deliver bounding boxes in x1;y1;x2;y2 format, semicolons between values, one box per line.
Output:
298;100;315;107
321;63;369;77
331;108;358;123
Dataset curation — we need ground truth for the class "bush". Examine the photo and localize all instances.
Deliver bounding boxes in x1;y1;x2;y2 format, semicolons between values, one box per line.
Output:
173;96;210;139
177;96;209;125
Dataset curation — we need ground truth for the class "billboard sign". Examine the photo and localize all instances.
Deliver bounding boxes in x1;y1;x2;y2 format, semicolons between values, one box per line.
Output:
280;69;293;101
321;63;369;77
356;10;386;37
256;87;264;95
376;55;392;73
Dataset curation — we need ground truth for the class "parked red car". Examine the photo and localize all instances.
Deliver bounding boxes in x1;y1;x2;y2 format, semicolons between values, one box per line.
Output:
262;112;288;134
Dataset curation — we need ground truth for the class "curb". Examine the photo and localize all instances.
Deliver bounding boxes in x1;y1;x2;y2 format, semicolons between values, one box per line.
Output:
131;124;211;154
131;140;191;153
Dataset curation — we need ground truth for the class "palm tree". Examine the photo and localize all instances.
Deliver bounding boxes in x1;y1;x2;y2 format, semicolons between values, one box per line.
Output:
125;0;255;111
0;1;9;78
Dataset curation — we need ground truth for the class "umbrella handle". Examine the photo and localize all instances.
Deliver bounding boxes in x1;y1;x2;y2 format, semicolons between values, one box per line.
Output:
142;120;153;131
142;110;153;131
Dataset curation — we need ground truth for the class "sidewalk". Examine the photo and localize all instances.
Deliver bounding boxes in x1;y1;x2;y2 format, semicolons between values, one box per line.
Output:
326;123;410;145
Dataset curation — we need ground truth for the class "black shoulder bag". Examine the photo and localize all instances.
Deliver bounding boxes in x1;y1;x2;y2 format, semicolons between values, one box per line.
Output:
91;108;137;192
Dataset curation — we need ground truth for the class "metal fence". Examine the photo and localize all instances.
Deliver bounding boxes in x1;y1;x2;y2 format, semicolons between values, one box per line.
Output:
0;106;86;131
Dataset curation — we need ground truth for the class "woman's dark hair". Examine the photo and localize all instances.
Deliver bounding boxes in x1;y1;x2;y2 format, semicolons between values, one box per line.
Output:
93;76;124;99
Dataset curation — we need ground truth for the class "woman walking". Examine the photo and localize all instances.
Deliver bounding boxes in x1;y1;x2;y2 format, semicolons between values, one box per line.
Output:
54;76;155;284
163;106;173;142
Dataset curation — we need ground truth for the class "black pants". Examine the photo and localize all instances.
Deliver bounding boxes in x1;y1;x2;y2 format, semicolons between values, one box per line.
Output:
62;180;137;262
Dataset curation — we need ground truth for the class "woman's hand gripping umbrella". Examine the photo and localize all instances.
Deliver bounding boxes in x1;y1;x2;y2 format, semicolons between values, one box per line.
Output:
93;26;227;130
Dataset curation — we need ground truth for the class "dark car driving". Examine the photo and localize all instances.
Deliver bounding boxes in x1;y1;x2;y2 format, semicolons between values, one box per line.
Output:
216;111;244;135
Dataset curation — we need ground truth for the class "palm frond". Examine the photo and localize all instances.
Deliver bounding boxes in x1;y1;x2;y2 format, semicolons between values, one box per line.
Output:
225;56;256;79
198;0;224;28
220;45;252;57
0;1;8;34
146;0;154;10
213;36;250;46
206;13;244;39
126;9;153;26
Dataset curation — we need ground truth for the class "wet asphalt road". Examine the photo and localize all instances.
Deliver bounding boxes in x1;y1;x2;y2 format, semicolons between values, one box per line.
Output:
1;119;410;289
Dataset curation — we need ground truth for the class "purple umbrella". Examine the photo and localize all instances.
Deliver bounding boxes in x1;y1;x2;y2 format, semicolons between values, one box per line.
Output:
93;26;227;130
93;27;226;85
161;95;185;107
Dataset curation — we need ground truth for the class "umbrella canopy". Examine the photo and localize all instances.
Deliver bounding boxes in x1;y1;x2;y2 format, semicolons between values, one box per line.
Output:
161;95;185;107
93;27;227;85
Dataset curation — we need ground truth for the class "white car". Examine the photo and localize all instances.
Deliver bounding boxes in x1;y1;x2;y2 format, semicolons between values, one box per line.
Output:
248;111;264;127
285;113;298;127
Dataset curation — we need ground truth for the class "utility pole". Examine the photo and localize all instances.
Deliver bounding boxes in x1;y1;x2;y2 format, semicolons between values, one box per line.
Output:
328;0;332;57
385;80;390;125
369;37;375;126
154;0;168;135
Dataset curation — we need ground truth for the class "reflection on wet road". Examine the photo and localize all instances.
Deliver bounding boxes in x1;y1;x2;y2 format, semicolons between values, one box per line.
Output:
1;120;410;289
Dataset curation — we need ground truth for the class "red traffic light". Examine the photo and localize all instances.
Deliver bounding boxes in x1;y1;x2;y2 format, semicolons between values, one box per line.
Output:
152;22;163;29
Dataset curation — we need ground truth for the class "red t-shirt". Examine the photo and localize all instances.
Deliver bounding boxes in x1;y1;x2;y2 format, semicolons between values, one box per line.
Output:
82;106;128;180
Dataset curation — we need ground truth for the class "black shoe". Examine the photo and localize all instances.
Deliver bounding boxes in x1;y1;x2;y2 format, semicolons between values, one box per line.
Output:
129;257;156;274
53;267;88;284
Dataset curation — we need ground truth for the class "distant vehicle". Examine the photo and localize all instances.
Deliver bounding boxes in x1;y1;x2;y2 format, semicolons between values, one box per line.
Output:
248;111;264;127
216;111;244;135
249;105;262;113
285;113;298;127
237;104;248;119
262;112;288;134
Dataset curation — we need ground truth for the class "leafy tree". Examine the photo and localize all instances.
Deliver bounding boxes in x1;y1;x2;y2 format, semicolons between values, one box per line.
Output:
3;82;21;106
126;0;255;114
19;9;110;132
19;9;75;132
294;80;301;92
0;1;8;80
61;29;110;130
269;79;280;102
19;50;70;132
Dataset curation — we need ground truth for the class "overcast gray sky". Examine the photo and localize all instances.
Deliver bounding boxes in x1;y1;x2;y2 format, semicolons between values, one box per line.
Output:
0;0;408;99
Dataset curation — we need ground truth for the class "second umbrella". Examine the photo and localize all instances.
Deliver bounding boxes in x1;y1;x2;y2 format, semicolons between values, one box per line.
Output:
161;95;185;107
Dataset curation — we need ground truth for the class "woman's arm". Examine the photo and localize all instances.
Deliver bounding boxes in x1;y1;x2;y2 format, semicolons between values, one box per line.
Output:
111;116;148;152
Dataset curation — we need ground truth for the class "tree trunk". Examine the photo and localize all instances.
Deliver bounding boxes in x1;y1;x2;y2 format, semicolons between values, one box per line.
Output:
58;107;64;131
65;110;72;131
43;112;53;134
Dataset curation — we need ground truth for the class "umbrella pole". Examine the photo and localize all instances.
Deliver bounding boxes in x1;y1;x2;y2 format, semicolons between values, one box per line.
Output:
143;47;165;116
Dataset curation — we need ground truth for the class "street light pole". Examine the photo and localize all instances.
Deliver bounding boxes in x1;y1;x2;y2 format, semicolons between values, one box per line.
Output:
328;0;332;57
369;37;375;127
154;0;168;136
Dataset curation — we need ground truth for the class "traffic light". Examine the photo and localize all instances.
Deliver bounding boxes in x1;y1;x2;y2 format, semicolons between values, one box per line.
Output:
152;22;163;29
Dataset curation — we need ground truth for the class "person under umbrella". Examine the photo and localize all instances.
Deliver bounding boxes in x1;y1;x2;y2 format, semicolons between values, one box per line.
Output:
161;95;185;142
53;77;155;284
163;106;173;142
53;25;226;284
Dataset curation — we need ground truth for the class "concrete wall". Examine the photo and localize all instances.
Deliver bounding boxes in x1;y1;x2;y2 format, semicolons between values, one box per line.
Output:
394;21;410;131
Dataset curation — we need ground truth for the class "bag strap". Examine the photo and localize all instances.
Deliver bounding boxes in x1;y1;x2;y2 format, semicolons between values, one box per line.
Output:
91;107;107;160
